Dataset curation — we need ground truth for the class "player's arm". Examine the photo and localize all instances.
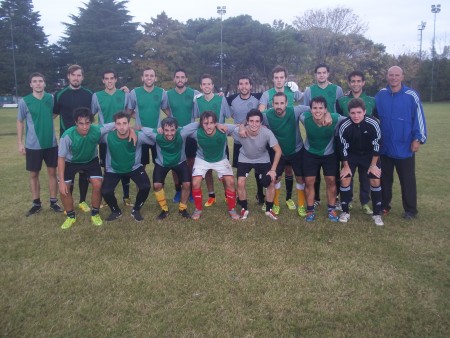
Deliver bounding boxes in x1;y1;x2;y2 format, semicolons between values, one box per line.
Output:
269;143;282;181
57;156;69;196
16;119;26;155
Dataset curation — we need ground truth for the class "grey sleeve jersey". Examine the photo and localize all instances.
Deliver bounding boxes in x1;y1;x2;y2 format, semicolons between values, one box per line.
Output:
231;127;278;164
229;95;260;124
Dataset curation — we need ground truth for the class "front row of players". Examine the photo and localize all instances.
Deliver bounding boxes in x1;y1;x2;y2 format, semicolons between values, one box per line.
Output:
56;92;383;229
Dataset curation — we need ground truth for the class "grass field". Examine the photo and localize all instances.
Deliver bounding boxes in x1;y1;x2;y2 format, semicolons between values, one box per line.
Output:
1;104;449;337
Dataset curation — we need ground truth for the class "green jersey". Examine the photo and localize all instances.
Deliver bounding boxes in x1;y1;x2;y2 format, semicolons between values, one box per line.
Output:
166;87;199;127
91;89;128;124
303;83;344;114
193;94;231;123
337;92;375;117
128;86;168;128
192;126;234;163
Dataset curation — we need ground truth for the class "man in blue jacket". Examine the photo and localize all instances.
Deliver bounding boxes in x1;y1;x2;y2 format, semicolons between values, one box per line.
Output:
374;66;427;220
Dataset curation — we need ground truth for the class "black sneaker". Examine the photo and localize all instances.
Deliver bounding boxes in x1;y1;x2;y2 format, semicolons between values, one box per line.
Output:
402;212;417;220
26;205;42;217
179;209;190;218
131;209;144;222
106;210;122;222
50;202;63;213
157;210;169;220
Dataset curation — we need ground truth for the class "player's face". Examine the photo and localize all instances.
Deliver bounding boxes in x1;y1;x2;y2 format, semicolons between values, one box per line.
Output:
272;71;286;90
315;67;329;85
115;117;130;137
311;102;327;120
173;71;187;89
349;76;365;94
163;124;177;141
103;73;117;91
200;78;214;95
30;76;45;93
75;117;91;136
247;116;261;133
387;67;404;90
201;116;217;136
349;107;366;124
68;69;83;88
142;69;157;88
273;96;287;116
238;79;252;96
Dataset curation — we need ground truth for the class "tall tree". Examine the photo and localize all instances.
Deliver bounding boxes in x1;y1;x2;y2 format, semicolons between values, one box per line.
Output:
60;0;141;90
0;0;52;96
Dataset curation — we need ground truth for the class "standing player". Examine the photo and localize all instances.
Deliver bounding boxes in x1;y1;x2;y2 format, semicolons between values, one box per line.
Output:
337;98;384;226
91;69;132;206
258;65;303;211
166;68;199;202
193;74;231;207
17;72;62;216
53;64;93;213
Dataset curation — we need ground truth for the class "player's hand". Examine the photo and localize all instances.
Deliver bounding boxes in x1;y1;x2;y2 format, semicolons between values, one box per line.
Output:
59;181;69;196
217;124;228;133
340;166;352;179
285;81;299;92
238;124;248;138
18;143;26;155
129;128;138;146
411;140;420;152
119;86;130;93
368;165;381;178
157;127;163;134
267;169;276;182
322;112;332;126
193;93;203;102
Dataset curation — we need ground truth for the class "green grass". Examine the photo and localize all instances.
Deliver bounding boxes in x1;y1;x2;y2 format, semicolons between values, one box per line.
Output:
1;104;449;337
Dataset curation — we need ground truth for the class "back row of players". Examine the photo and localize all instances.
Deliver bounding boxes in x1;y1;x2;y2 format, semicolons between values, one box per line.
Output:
17;63;427;228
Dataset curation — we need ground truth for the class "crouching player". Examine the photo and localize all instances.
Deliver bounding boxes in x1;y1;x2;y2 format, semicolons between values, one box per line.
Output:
141;117;198;220
232;109;281;220
338;98;384;226
101;112;149;222
191;111;239;220
58;107;116;229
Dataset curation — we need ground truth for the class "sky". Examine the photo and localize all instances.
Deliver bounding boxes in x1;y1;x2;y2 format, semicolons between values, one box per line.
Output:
32;0;449;56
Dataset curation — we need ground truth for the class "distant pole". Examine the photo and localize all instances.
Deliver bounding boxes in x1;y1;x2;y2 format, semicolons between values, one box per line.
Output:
7;9;19;102
430;4;441;103
217;5;226;91
417;21;426;60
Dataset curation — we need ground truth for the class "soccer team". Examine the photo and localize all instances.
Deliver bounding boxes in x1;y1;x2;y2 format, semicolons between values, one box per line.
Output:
16;63;427;229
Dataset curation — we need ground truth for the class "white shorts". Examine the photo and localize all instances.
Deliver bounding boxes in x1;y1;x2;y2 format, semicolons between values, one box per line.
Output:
192;157;234;178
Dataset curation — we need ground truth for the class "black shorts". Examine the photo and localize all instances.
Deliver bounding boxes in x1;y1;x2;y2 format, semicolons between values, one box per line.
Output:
26;147;58;172
303;151;338;177
99;143;107;167
347;153;381;179
141;143;157;165
102;166;151;195
276;149;304;178
237;162;271;178
153;162;191;184
185;137;197;159
232;142;242;168
63;158;103;183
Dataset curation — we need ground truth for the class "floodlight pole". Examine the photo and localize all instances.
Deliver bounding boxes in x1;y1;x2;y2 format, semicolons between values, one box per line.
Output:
430;4;441;103
7;9;18;102
418;21;426;60
217;6;226;91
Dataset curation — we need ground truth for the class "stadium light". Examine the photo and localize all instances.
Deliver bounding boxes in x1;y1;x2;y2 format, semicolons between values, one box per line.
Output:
417;21;426;60
217;6;226;91
7;8;18;102
430;4;441;103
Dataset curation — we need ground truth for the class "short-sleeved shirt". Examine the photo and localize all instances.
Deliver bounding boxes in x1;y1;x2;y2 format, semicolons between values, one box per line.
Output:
336;92;375;117
193;94;231;123
166;87;199;127
259;87;302;109
91;89;129;124
303;84;343;114
231;127;278;163
128;86;168;128
17;92;57;150
226;93;262;124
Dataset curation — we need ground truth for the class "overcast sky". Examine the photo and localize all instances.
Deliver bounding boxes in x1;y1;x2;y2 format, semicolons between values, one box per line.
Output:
32;0;449;56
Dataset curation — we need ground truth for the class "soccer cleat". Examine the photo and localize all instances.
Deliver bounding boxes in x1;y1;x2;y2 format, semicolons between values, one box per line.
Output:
339;212;351;223
372;215;384;226
123;197;134;207
272;204;280;215
305;211;316;222
50;203;63;213
402;212;416;220
179;209;190;218
265;209;278;220
286;199;296;210
26;205;42;217
228;209;240;220
361;204;373;215
239;208;249;220
328;209;339;222
261;203;266;211
91;214;103;226
131;209;144;222
106;210;122;222
297;205;307;217
335;200;342;212
204;197;216;207
78;201;91;213
313;200;321;210
61;217;76;230
191;208;202;220
256;193;265;206
157;210;169;220
172;191;181;203
348;202;353;210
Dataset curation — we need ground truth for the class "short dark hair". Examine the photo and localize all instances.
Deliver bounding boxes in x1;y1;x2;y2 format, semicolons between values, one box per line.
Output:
200;73;214;84
161;117;178;129
113;111;130;122
347;98;366;111
310;96;327;109
314;63;329;73
68;64;83;76
29;72;45;82
142;67;156;76
246;109;263;122
272;92;287;102
237;76;252;86
74;107;93;123
103;69;117;79
200;111;217;124
271;65;288;78
173;68;187;78
347;70;365;82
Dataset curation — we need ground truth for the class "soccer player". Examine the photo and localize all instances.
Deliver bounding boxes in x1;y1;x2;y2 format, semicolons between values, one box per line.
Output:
193;74;231;207
231;109;281;220
17;72;62;216
53;64;93;213
127;67;170;167
101;112;152;222
141;117;199;220
337;98;384;226
258;65;303;211
166;68;199;202
299;96;344;222
190;111;238;221
374;66;427;220
336;70;376;215
91;69;132;206
58;108;116;229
